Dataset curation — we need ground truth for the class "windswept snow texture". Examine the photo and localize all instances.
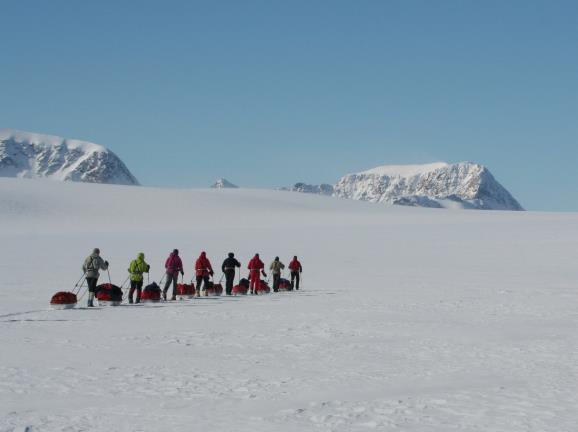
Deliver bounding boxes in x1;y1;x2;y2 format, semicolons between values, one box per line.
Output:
335;162;523;211
211;178;239;189
0;129;139;185
1;178;577;432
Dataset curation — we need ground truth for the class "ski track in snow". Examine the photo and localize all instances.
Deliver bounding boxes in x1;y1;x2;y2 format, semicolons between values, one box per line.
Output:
0;178;577;431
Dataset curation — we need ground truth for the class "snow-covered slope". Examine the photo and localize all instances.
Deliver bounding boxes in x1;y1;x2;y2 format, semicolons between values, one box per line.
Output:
334;162;523;210
360;162;450;177
0;129;139;185
211;178;238;188
1;178;576;431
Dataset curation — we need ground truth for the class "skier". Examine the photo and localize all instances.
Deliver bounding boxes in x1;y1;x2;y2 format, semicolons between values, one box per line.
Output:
269;256;285;292
164;249;184;301
247;253;266;294
127;252;150;304
221;252;241;295
195;251;214;296
82;248;109;307
289;256;303;290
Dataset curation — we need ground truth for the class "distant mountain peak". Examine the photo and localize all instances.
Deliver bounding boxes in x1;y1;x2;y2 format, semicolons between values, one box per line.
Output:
336;161;523;211
287;182;334;195
211;178;238;189
287;162;523;211
0;129;139;185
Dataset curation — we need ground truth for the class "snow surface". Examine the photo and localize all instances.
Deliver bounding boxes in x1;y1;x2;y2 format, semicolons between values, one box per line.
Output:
0;129;106;154
1;178;577;431
358;162;450;177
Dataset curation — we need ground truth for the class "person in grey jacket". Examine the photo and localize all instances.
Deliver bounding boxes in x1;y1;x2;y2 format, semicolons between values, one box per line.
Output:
269;257;285;292
82;248;109;307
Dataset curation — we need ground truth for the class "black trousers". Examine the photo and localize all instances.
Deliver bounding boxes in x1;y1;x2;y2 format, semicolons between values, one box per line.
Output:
272;274;281;292
290;272;300;290
224;270;235;295
163;273;178;297
129;280;143;303
196;275;210;292
87;277;98;293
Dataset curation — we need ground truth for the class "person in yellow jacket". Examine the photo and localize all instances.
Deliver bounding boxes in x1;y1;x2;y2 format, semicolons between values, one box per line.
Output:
128;253;150;303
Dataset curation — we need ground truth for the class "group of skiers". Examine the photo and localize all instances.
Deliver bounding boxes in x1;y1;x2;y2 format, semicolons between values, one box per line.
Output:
82;248;303;306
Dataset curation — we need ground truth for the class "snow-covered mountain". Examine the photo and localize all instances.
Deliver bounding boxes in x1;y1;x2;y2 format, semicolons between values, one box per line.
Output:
0;129;139;185
290;162;523;211
287;182;334;195
334;162;523;210
211;178;239;189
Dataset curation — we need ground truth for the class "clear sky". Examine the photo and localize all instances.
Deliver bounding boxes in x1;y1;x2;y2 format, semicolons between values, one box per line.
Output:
1;0;576;210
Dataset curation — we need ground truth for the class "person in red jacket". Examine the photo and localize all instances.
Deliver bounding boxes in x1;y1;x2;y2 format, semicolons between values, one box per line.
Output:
195;251;214;296
164;249;184;301
288;256;303;290
247;253;267;294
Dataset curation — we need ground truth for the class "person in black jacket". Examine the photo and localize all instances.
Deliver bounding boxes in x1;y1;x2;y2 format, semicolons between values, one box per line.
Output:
221;252;241;295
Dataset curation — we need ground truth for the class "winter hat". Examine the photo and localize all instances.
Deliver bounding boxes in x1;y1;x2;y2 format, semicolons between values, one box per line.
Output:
93;248;100;255
173;249;179;255
275;256;279;261
228;252;234;258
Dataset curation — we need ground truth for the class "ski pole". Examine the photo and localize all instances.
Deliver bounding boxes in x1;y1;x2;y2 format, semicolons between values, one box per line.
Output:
77;285;88;302
120;275;130;301
73;272;85;287
73;277;86;295
107;268;112;284
73;273;86;294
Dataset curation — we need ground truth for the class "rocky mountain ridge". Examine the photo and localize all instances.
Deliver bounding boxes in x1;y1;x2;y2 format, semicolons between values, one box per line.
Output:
0;129;139;185
287;162;523;211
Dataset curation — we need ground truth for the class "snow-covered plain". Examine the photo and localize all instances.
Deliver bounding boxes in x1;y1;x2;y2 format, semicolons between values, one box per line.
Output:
1;178;577;432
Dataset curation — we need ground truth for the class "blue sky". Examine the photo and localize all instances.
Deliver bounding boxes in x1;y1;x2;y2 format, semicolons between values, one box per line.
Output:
1;0;576;210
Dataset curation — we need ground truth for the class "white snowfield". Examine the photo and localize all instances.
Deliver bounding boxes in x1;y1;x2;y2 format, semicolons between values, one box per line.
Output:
359;162;450;177
0;178;577;432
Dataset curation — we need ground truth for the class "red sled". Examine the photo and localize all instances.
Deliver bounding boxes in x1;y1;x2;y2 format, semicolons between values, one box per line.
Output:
204;282;223;297
50;291;77;309
232;284;248;295
96;284;123;306
141;282;161;303
255;279;270;295
176;283;195;300
278;278;292;291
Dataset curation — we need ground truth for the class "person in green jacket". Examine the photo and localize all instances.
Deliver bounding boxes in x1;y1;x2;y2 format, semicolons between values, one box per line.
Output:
128;253;150;304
